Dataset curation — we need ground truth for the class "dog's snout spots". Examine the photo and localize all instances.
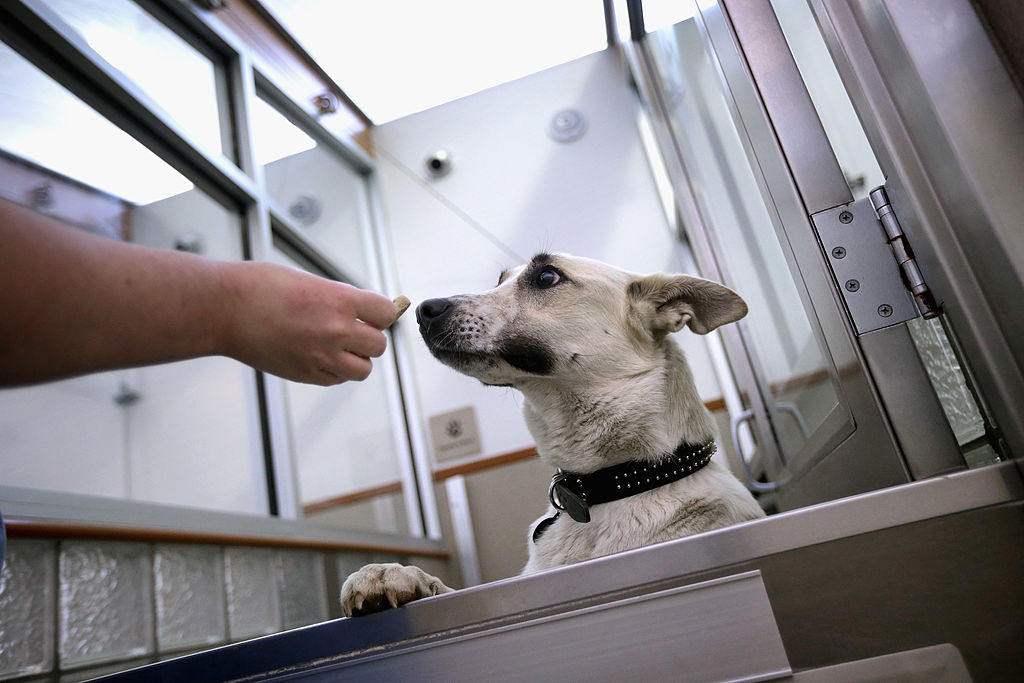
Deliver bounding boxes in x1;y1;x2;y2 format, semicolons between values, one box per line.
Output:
457;315;487;339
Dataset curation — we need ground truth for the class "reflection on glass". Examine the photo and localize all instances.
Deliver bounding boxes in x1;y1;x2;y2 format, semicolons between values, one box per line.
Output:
41;0;231;163
641;0;696;34
648;18;843;462
0;41;265;515
270;246;409;535
0;41;190;204
254;96;374;285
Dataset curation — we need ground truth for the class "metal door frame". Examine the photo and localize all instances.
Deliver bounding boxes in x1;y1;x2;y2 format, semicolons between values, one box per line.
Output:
804;0;1024;470
626;0;967;509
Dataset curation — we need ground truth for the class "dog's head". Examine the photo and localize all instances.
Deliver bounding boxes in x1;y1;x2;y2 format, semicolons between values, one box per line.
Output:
416;253;747;387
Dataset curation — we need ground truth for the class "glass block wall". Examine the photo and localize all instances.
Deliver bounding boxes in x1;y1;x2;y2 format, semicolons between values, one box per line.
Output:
0;538;403;681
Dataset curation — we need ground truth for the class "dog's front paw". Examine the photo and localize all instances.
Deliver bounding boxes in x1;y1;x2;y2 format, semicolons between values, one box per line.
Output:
340;563;454;617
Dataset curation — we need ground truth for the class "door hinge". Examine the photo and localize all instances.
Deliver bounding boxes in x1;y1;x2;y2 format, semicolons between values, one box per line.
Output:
811;184;939;335
868;186;940;319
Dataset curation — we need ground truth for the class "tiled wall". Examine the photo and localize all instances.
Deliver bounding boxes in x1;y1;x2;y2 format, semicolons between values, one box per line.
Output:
0;538;402;681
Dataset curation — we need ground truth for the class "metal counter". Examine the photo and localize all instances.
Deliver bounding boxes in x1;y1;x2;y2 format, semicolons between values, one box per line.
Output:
98;463;1024;682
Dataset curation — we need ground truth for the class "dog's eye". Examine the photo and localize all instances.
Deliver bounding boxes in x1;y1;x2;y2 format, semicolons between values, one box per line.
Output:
534;266;562;289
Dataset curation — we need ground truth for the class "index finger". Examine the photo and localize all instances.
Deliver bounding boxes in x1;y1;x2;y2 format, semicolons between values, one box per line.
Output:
350;286;401;329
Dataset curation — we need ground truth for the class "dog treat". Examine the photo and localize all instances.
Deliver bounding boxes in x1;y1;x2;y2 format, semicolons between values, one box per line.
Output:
391;295;411;326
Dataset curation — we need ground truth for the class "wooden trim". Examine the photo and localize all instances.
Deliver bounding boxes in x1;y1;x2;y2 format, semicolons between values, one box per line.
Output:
432;447;540;481
704;396;727;413
211;0;373;153
237;0;371;126
3;519;447;559
302;481;403;515
300;396;734;513
428;395;728;480
770;368;831;396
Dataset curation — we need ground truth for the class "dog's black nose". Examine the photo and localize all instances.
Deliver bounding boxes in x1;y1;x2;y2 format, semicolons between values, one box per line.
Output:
417;298;452;331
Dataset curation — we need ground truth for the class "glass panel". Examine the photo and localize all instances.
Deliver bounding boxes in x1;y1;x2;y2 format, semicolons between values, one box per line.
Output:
648;18;847;463
277;550;328;629
224;547;282;640
154;545;227;652
254;95;374;285
270;245;410;535
908;317;996;467
59;541;154;667
40;0;232;162
0;40;267;515
0;540;56;678
770;0;883;199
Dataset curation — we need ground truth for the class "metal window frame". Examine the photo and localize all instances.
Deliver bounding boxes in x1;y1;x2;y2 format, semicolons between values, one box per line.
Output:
0;0;442;547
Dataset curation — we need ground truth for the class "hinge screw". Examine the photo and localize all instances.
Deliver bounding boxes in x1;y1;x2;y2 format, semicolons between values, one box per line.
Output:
878;304;893;317
831;247;847;259
839;210;854;224
845;279;860;292
312;92;339;116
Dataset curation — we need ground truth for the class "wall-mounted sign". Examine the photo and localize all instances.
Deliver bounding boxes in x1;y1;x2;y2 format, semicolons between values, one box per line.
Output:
428;405;483;463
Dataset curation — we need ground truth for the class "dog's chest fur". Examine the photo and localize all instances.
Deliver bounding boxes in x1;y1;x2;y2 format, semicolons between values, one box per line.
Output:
517;341;765;574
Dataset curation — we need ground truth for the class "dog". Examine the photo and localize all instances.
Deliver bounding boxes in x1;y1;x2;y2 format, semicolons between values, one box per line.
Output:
341;253;764;616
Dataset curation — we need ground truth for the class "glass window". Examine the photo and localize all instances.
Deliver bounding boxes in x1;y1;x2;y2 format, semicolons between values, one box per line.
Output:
40;0;232;163
648;18;846;462
0;40;266;515
769;0;883;199
254;95;374;285
270;244;410;535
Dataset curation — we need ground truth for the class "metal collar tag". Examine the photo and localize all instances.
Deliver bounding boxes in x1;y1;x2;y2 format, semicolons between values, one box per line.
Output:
549;471;591;523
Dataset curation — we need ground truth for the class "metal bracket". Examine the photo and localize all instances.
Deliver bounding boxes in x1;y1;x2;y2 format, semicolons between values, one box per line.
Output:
811;194;919;334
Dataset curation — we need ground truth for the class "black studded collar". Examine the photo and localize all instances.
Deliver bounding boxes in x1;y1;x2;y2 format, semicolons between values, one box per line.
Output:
545;439;717;524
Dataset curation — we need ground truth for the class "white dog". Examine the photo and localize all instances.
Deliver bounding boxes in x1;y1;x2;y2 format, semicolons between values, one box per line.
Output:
341;253;764;616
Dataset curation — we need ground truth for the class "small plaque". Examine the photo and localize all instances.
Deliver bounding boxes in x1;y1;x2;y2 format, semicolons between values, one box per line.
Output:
428;406;483;463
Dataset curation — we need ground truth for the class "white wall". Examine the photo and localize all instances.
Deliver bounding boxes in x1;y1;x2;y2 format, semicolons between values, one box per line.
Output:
262;144;374;285
373;48;724;464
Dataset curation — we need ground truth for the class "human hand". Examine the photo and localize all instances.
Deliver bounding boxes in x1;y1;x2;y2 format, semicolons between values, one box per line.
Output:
220;261;398;385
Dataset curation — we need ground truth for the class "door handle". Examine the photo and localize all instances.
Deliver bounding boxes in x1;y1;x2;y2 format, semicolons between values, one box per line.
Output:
774;401;809;439
730;409;779;493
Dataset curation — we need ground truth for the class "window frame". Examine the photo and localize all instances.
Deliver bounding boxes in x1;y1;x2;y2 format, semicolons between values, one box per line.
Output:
0;0;442;549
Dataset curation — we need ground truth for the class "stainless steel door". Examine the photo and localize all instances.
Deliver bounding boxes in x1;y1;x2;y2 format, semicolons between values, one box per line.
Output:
632;0;989;510
802;0;1024;477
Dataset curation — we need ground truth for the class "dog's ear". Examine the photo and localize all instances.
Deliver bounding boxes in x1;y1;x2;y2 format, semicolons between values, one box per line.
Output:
628;273;747;336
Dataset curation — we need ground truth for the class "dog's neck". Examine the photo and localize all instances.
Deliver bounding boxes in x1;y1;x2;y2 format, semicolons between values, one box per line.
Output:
518;339;716;474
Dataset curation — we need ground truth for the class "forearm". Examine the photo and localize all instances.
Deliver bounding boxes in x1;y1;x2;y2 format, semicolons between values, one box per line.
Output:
0;198;397;387
0;199;234;386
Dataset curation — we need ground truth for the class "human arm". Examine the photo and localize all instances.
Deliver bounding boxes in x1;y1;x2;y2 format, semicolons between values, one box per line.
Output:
0;198;397;387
